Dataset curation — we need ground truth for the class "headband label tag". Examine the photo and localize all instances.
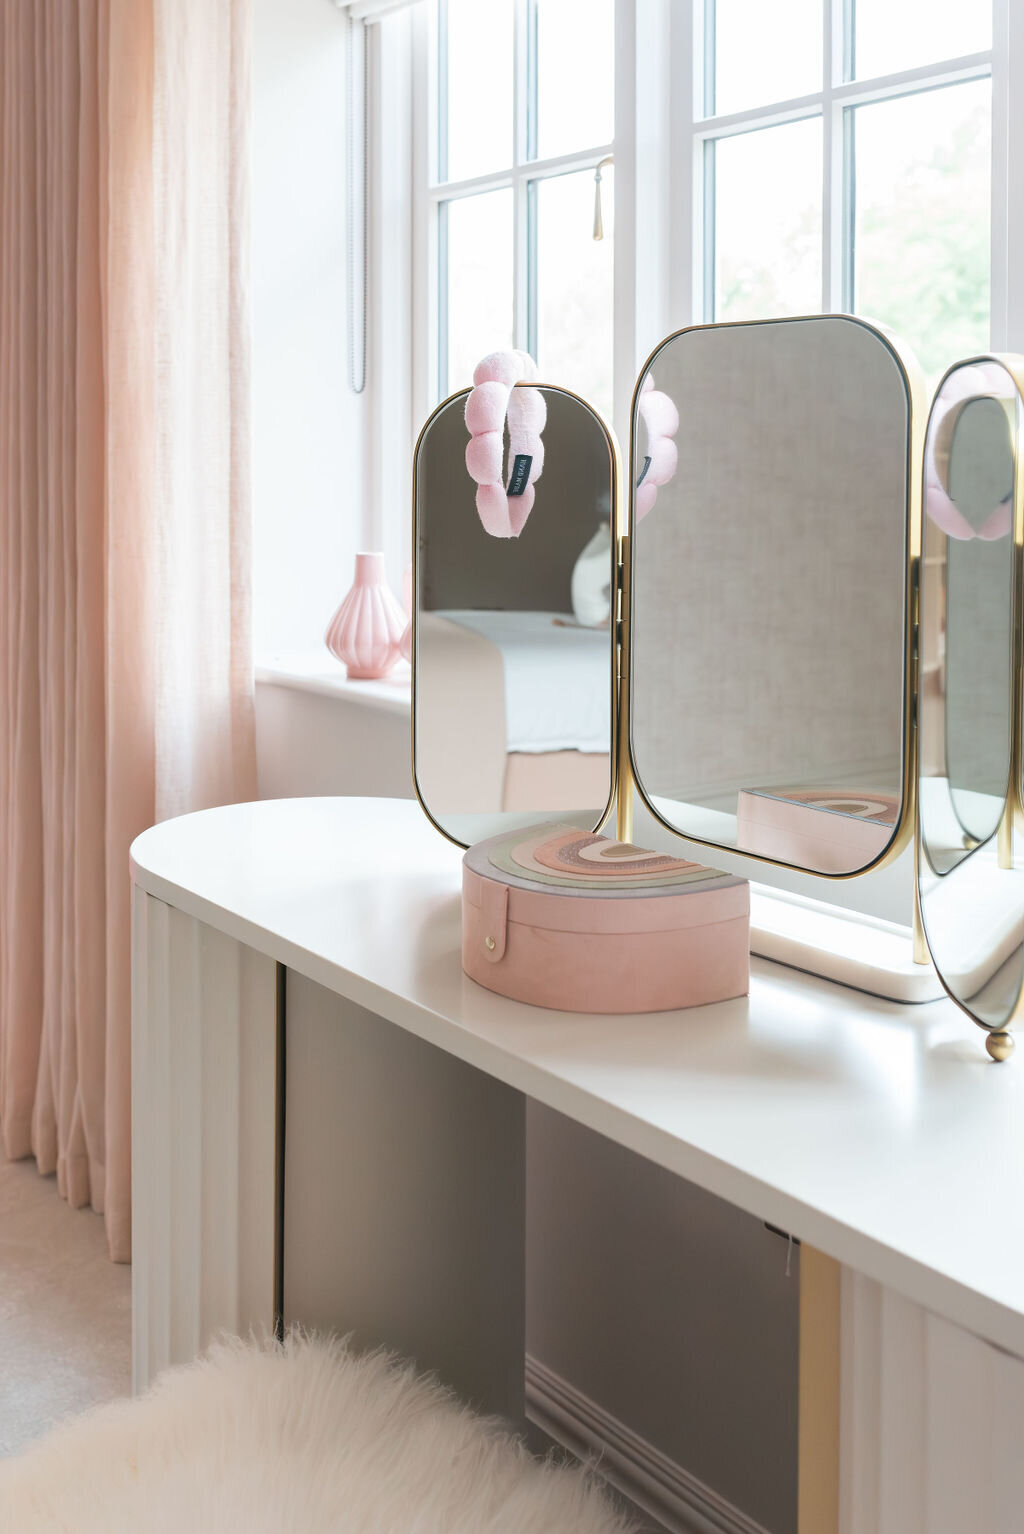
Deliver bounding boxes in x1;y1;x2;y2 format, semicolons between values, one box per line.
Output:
508;454;533;497
636;455;652;488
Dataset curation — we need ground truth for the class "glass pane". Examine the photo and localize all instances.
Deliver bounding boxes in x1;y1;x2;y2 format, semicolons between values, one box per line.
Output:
711;0;821;117
533;0;614;159
712;117;822;322
534;167;614;422
847;0;991;82
443;0;513;182
850;79;990;380
444;189;514;394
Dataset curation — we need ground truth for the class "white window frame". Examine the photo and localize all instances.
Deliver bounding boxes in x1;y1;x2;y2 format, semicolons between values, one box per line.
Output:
409;0;1024;454
682;0;1024;358
411;0;632;435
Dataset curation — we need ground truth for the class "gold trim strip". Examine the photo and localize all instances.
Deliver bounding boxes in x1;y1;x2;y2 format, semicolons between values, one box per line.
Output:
798;1246;841;1534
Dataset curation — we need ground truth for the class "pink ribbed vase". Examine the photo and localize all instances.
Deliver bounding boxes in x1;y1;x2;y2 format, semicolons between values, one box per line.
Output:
325;553;405;680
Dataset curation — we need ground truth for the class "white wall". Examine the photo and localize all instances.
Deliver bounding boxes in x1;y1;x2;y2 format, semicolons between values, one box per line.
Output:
252;0;368;659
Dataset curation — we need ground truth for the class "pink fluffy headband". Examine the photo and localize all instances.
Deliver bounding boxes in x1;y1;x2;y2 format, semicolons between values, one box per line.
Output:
926;362;1013;541
465;351;547;538
634;372;679;520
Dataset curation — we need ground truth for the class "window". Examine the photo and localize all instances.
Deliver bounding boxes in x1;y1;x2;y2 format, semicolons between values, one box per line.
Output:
697;0;993;378
412;0;1014;441
426;0;616;421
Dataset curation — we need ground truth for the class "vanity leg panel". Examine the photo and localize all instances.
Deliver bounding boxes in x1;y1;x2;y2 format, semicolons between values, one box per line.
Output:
838;1270;1024;1533
131;891;279;1393
281;970;526;1422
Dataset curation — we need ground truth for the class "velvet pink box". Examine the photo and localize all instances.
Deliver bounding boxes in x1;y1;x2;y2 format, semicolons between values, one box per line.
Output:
462;824;749;1014
735;786;899;874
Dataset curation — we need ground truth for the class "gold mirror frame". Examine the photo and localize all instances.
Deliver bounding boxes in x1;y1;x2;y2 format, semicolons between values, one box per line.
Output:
621;315;926;883
916;353;1024;1063
410;382;626;851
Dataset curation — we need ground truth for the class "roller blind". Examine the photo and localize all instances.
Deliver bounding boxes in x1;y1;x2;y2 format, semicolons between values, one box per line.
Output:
334;0;422;392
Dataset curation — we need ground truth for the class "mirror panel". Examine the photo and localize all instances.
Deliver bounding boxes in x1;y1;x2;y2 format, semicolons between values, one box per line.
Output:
414;385;617;846
629;316;913;876
918;359;1024;1031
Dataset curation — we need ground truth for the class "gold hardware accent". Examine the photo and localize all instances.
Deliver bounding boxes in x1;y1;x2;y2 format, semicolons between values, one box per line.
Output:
592;155;613;241
485;936;496;951
615;524;634;845
912;870;930;967
986;1030;1015;1062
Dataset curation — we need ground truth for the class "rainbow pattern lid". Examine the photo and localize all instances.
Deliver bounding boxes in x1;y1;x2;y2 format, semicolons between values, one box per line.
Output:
738;786;898;825
464;823;744;899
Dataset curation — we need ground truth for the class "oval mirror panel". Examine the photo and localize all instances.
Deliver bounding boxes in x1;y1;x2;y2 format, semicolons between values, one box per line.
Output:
629;315;915;877
918;358;1024;1031
413;385;617;847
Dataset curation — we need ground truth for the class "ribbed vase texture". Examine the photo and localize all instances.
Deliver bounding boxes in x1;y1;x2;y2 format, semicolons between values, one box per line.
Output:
325;553;405;680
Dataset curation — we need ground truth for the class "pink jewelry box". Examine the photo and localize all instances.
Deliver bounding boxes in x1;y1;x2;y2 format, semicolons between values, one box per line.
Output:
735;786;899;874
462;824;749;1014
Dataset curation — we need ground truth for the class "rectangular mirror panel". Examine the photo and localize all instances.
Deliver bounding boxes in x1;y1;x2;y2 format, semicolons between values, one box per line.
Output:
630;316;912;877
414;385;616;847
918;360;1024;1031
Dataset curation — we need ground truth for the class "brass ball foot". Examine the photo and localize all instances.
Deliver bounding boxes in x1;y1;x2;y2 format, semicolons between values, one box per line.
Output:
986;1030;1015;1063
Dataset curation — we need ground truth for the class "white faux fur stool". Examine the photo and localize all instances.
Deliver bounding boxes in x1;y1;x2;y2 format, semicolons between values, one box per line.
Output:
0;1334;632;1534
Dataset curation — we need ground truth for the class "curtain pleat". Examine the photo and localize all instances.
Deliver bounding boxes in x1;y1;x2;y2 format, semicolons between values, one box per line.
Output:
0;0;256;1263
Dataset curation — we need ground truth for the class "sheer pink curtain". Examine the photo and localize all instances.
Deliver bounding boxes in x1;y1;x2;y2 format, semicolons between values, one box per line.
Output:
0;0;256;1263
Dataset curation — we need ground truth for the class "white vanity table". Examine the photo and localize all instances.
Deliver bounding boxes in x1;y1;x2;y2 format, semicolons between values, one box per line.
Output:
131;796;1024;1534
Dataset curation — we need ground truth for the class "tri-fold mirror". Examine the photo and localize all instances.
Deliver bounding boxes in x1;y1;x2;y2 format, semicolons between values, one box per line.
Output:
411;322;1024;1058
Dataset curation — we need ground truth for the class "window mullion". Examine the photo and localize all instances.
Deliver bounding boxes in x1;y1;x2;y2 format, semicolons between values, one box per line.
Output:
427;2;447;403
822;0;842;312
701;139;715;321
512;0;530;354
990;0;1022;350
693;0;711;322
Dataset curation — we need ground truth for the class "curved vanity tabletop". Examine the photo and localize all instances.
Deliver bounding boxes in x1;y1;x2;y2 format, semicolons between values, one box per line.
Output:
131;796;1024;1358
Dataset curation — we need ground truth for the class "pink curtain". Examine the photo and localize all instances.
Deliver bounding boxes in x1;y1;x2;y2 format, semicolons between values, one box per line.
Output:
0;0;256;1263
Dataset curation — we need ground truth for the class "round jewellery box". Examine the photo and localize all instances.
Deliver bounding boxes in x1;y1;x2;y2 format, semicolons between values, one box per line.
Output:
462;824;750;1014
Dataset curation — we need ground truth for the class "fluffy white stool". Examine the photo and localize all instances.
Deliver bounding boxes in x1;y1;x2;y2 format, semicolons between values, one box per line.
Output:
0;1333;632;1534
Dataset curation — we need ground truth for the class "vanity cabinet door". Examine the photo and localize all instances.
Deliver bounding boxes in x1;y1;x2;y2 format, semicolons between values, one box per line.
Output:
281;970;526;1420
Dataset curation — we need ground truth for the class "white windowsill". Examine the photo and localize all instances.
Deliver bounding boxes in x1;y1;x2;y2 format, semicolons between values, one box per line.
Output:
255;652;412;718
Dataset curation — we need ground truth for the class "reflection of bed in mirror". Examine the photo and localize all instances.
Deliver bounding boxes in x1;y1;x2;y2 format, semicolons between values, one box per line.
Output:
630;316;912;876
416;608;610;815
414;385;615;845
